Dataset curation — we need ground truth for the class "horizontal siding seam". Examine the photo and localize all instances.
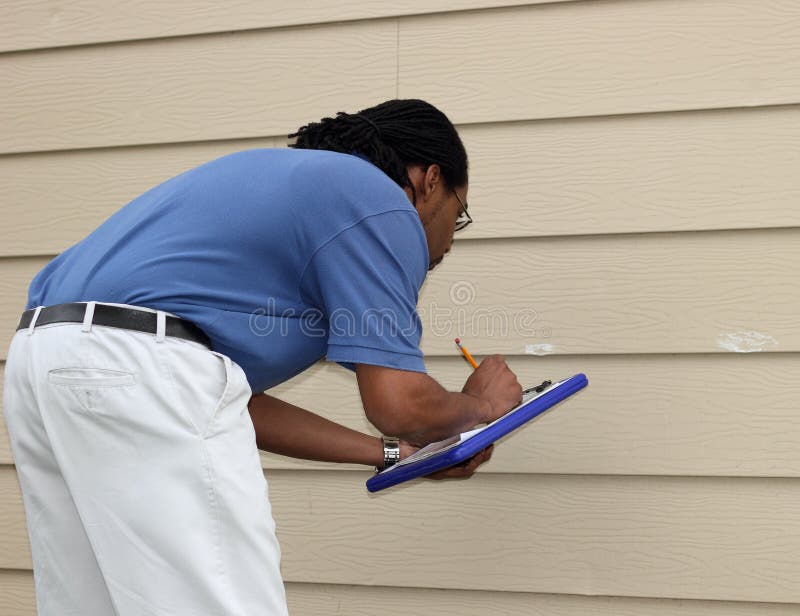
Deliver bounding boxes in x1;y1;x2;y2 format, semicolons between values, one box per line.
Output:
281;580;800;607
2;102;800;159
5;226;800;260
0;1;578;55
7;463;800;481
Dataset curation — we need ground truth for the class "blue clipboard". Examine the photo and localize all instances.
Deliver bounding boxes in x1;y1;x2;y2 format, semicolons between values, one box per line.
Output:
366;373;588;493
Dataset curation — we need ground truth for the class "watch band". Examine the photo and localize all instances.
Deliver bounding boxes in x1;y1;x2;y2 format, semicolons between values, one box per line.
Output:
379;436;401;471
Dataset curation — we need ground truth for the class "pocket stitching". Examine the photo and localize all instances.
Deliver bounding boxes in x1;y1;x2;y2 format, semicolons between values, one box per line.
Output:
48;368;135;388
202;352;232;439
159;346;230;438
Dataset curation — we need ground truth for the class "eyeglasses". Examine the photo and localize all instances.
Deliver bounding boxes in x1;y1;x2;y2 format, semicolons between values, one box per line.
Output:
453;190;473;232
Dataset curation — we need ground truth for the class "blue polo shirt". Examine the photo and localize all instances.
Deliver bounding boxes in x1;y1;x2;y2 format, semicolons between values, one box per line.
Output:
26;149;430;392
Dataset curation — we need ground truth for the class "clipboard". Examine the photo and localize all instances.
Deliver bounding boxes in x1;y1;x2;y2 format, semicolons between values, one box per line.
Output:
366;373;588;493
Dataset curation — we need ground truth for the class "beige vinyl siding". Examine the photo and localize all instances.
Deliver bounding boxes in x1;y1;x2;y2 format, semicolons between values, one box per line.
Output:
0;137;282;257
286;586;800;616
254;352;800;477
399;0;800;123
0;570;35;616
4;467;800;603
0;471;28;570
2;0;799;614
1;229;796;357
1;0;574;52
4;352;800;477
3;578;800;616
4;1;800;155
4;106;800;256
0;19;398;154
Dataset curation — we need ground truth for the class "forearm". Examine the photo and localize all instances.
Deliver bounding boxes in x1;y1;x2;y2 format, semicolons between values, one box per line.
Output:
395;386;489;445
360;369;490;445
248;394;383;467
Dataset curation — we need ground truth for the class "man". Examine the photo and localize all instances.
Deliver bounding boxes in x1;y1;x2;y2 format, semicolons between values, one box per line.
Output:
4;99;522;615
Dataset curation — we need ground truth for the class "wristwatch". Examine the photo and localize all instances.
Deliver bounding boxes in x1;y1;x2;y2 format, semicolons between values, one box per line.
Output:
378;436;401;472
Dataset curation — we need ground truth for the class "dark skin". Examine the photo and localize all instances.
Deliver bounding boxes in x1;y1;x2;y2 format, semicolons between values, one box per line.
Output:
248;163;522;478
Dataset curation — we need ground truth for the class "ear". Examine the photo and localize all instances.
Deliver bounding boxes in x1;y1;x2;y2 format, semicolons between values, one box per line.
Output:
422;164;442;197
404;164;427;208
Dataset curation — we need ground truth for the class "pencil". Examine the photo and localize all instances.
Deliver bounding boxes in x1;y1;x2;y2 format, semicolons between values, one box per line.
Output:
455;337;479;370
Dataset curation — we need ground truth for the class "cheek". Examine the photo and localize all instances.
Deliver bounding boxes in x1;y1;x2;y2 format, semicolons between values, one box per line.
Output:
434;215;451;246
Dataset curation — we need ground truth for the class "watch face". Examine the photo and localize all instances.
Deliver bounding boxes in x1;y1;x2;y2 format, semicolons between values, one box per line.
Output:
383;437;400;469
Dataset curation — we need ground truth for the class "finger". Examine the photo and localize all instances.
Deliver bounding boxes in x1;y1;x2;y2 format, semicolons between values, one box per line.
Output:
425;446;496;480
474;447;493;466
427;460;479;480
468;447;493;471
461;449;491;474
427;467;470;480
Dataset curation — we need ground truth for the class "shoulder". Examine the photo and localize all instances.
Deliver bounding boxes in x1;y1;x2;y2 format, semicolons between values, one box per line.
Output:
196;148;406;204
284;150;421;241
288;150;409;207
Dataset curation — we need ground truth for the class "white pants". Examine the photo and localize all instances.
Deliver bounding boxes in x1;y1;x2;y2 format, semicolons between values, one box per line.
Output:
3;305;289;615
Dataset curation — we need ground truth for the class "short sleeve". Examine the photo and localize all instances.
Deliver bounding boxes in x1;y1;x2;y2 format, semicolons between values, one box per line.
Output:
299;209;429;373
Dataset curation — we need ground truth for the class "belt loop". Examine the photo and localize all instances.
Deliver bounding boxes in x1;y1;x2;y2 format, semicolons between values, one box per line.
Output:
155;310;166;343
26;306;43;336
81;301;97;333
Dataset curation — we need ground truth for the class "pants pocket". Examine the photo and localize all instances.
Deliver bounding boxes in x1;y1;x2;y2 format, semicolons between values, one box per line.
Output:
161;343;233;438
201;351;233;438
48;368;136;414
48;368;135;388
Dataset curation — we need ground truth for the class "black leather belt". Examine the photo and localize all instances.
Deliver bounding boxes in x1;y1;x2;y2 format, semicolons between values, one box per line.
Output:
17;303;210;348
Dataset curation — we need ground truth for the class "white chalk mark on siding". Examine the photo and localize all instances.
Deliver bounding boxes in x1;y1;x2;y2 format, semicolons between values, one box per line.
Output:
716;330;778;353
525;343;555;355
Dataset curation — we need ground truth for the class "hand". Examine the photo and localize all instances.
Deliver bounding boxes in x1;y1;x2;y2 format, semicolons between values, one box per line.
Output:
461;355;523;422
397;441;494;481
424;445;494;480
399;439;419;461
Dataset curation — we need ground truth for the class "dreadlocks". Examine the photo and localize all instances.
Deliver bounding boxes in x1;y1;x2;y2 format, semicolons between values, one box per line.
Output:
289;99;468;204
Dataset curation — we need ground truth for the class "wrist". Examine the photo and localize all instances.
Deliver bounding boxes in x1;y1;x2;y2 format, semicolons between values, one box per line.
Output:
376;435;401;472
464;392;493;424
372;436;384;467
